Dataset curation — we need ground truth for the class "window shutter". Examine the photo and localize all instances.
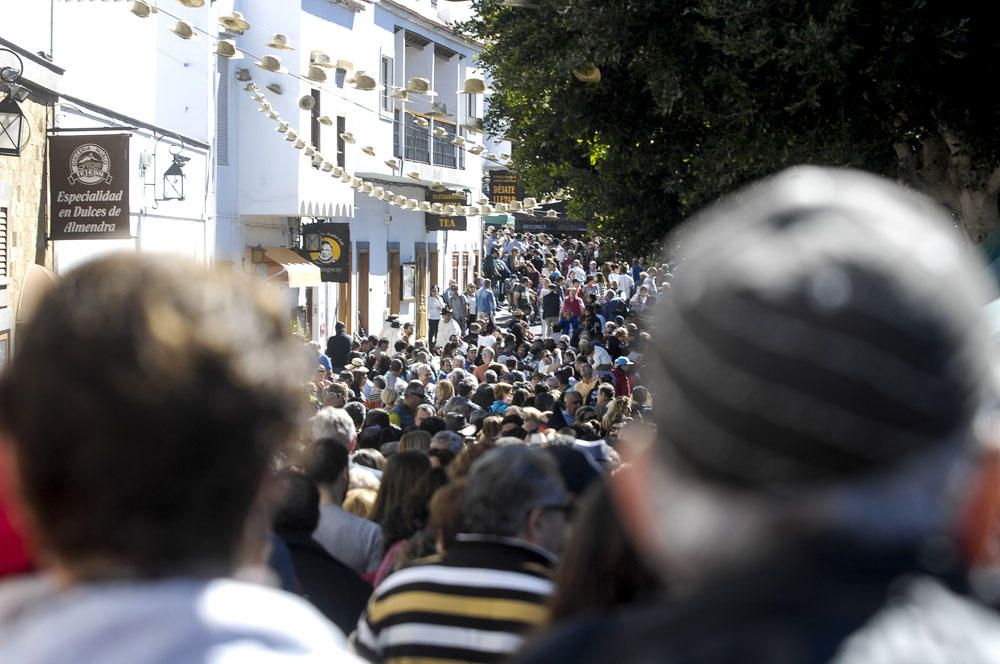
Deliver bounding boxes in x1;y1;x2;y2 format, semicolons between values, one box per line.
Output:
216;55;230;166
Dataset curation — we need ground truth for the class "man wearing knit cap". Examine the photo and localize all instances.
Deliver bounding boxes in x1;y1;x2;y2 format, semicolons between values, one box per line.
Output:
516;167;1000;663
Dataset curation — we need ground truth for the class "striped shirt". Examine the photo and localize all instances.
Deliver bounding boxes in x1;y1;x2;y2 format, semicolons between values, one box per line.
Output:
351;535;556;663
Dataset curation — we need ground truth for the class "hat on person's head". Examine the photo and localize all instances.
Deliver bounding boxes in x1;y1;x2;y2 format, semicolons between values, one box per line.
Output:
614;356;633;367
445;412;477;437
345;358;368;372
559;335;570;346
335;321;346;331
651;166;998;490
404;380;426;399
545;446;602;497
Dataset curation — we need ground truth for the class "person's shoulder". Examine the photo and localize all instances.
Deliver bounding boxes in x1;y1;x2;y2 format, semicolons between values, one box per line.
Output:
0;577;358;664
513;609;636;664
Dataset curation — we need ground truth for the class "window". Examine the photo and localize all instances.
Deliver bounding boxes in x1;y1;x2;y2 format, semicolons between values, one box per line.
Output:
310;89;321;153
393;109;402;158
432;120;457;168
337;116;346;168
403;112;430;164
465;93;475;122
380;55;394;114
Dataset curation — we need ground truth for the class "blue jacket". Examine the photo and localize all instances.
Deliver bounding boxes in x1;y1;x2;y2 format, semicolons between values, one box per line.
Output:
476;288;497;315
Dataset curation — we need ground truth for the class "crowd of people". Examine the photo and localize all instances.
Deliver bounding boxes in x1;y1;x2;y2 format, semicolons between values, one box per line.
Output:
3;167;1000;663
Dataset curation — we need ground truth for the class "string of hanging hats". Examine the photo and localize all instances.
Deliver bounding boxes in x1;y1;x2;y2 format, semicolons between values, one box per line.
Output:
130;0;564;215
134;0;524;171
243;81;564;219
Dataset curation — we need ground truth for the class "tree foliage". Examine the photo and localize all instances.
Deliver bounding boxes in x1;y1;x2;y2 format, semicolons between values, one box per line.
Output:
461;0;1000;252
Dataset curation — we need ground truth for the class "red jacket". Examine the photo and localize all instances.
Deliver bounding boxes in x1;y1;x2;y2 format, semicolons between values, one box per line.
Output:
612;367;633;396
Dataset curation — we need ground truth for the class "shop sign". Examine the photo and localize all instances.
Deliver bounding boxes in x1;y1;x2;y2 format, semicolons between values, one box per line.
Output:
49;134;131;240
302;222;350;282
489;170;520;205
425;189;467;231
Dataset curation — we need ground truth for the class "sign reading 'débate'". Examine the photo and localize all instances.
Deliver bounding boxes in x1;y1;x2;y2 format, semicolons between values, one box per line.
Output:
49;134;131;240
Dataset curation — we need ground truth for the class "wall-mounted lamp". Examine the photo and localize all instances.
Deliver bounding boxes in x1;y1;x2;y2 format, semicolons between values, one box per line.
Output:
0;48;26;157
162;155;188;200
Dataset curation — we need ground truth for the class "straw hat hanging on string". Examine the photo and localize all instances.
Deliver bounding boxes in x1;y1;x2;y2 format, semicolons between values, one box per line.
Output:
430;181;448;192
405;77;437;96
276;122;289;134
458;77;492;95
304;146;316;157
177;0;204;7
305;66;328;83
332;166;344;178
433;127;449;139
340;132;356;144
468;144;485;155
388;87;410;102
321;161;334;172
235;68;252;82
350;71;378;91
362;146;376;157
523;197;537;209
572;64;602;83
339;172;352;183
462;117;484;134
384;158;400;171
401;199;418;211
130;0;157;18
335;59;354;71
267;34;294;50
266;83;283;95
451;136;466;147
394;195;408;206
509;201;523;212
285;130;298;142
412;116;430;129
545;209;561;219
219;11;250;34
318;115;333;126
426;103;452;119
407;171;422;181
256;55;287;73
214;40;243;60
170;21;197;40
361;181;373;194
311;154;324;167
293;139;306;150
310;50;334;68
299;95;316;111
350;177;363;189
418;201;432;212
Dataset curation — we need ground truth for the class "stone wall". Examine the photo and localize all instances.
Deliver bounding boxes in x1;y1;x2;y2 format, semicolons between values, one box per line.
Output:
0;91;55;353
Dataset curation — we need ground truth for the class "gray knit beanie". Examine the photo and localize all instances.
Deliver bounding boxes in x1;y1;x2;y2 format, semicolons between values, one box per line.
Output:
652;167;997;489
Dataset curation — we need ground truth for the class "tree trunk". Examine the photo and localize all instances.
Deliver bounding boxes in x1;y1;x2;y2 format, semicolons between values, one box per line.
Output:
895;129;1000;245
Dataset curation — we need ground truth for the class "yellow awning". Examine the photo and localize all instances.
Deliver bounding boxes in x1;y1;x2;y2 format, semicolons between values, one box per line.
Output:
263;247;322;288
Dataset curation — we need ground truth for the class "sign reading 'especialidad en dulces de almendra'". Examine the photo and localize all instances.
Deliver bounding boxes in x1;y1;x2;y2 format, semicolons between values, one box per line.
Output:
49;134;131;240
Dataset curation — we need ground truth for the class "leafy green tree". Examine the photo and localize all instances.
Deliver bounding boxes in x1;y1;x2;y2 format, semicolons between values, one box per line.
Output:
461;0;1000;253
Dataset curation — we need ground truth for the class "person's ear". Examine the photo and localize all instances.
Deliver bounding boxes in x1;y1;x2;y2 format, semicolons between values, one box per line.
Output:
523;505;545;545
957;444;1000;567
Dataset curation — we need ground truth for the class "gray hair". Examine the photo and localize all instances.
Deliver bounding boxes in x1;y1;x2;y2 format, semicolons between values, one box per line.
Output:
309;407;356;447
431;430;464;454
462;446;565;538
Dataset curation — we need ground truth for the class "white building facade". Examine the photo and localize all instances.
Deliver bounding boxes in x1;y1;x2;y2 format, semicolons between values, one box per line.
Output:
1;0;507;346
221;0;507;342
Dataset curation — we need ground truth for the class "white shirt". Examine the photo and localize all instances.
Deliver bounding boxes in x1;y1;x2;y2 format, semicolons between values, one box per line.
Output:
438;317;463;342
427;295;444;320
